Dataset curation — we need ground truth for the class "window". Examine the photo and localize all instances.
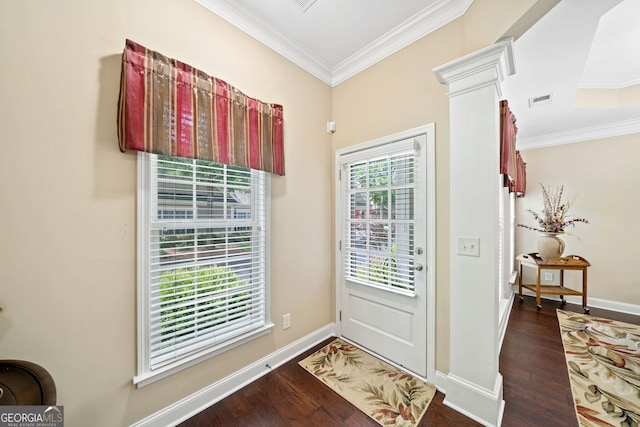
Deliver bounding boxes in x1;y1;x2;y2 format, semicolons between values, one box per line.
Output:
135;153;271;387
343;149;417;296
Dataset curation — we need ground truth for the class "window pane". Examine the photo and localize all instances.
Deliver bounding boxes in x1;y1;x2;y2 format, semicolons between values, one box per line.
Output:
368;158;388;188
158;156;194;180
227;188;251;219
145;155;267;369
349;162;367;189
195;184;224;219
350;192;367;219
391;154;414;185
195;161;224;184
369;191;388;219
369;222;388;251
391;188;414;220
343;150;416;296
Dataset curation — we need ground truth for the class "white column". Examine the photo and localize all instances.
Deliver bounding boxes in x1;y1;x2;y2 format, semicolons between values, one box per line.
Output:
433;38;515;427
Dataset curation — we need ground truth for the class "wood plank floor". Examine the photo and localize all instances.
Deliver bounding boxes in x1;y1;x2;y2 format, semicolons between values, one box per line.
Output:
179;295;640;426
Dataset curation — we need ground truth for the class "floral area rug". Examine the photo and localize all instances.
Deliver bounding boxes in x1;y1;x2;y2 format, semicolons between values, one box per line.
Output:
298;338;435;426
557;309;640;426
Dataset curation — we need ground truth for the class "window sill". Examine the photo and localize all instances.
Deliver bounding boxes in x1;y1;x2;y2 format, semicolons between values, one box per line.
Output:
133;323;275;388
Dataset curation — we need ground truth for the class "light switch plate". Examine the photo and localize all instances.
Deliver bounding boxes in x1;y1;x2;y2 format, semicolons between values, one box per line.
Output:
457;237;480;257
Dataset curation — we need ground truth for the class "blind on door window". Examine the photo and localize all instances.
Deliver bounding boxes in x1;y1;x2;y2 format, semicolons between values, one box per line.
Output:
148;155;266;368
344;151;416;295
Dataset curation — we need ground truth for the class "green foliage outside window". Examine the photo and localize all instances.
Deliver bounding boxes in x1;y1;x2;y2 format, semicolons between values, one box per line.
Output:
355;244;398;285
159;264;248;344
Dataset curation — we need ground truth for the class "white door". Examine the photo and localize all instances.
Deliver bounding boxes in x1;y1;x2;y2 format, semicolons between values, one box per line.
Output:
337;129;432;378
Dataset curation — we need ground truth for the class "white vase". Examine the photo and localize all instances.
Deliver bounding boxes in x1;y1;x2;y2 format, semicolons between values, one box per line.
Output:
537;233;565;261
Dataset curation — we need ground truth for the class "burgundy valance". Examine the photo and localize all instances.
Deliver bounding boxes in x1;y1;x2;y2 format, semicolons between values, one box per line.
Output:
514;150;526;197
117;39;285;175
500;100;526;197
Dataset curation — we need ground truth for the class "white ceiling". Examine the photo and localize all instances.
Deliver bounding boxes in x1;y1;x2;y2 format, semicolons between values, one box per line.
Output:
195;0;473;85
195;0;640;149
503;0;640;149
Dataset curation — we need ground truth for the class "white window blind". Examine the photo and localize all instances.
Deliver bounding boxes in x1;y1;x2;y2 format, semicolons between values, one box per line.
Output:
343;150;416;295
499;183;516;301
138;154;268;380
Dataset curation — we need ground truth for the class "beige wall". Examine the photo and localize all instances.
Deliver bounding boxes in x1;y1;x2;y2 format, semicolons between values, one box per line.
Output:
331;0;541;375
0;0;563;424
0;0;332;425
516;133;640;306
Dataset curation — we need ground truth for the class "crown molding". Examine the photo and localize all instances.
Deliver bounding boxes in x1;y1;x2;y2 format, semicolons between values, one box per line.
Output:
194;0;472;87
194;0;334;84
331;0;473;86
433;38;515;98
517;117;640;150
579;77;640;90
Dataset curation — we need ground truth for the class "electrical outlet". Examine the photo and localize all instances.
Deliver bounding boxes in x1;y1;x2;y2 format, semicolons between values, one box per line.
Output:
283;313;291;330
544;272;553;281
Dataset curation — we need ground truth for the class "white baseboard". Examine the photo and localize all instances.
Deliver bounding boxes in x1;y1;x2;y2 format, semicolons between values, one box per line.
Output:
564;295;640;315
434;370;450;394
516;287;640;315
498;292;515;351
438;372;504;427
130;324;337;427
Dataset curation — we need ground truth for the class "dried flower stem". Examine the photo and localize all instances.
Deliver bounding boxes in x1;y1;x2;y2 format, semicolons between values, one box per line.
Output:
517;184;589;233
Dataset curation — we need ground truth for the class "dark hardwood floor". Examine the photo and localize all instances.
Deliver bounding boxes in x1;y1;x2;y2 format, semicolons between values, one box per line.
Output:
501;296;638;427
179;296;640;426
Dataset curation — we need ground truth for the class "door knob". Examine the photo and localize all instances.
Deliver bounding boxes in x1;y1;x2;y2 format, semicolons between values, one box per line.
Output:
414;263;424;271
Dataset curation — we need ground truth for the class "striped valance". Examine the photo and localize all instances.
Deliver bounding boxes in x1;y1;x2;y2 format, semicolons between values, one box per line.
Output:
500;100;526;197
117;39;284;175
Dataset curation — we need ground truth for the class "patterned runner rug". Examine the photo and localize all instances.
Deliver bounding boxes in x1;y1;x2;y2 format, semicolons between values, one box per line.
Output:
298;338;435;426
557;309;640;426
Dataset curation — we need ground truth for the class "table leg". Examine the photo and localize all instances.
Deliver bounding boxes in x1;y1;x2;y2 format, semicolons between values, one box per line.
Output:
536;268;542;310
583;267;589;313
518;262;524;303
560;270;566;305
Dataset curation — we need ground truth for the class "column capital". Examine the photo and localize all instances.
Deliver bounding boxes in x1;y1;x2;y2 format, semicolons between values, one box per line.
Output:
433;38;515;98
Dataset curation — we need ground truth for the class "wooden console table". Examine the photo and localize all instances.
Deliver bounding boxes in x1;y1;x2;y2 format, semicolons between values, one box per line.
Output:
516;253;590;313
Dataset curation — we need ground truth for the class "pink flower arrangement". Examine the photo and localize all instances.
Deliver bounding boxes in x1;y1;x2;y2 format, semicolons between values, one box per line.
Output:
518;184;589;233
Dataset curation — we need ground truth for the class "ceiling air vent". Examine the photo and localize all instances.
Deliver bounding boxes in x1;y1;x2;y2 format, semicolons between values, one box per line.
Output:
292;0;318;12
528;93;553;108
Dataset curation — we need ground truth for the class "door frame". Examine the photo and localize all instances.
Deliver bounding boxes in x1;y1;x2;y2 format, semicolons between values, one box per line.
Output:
334;123;436;381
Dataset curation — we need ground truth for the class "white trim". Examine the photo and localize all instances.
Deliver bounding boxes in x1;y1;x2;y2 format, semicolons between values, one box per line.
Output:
434;370;504;426
135;154;272;387
194;0;471;87
136;152;151;385
194;0;333;84
335;124;437;158
332;0;473;86
134;324;275;388
517;118;640;150
516;287;640;316
434;39;515;427
339;138;416;164
578;296;640;316
442;373;505;427
424;124;437;382
498;291;515;351
433;38;515;98
579;78;640;90
130;324;337;427
434;370;449;394
334;123;437;382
